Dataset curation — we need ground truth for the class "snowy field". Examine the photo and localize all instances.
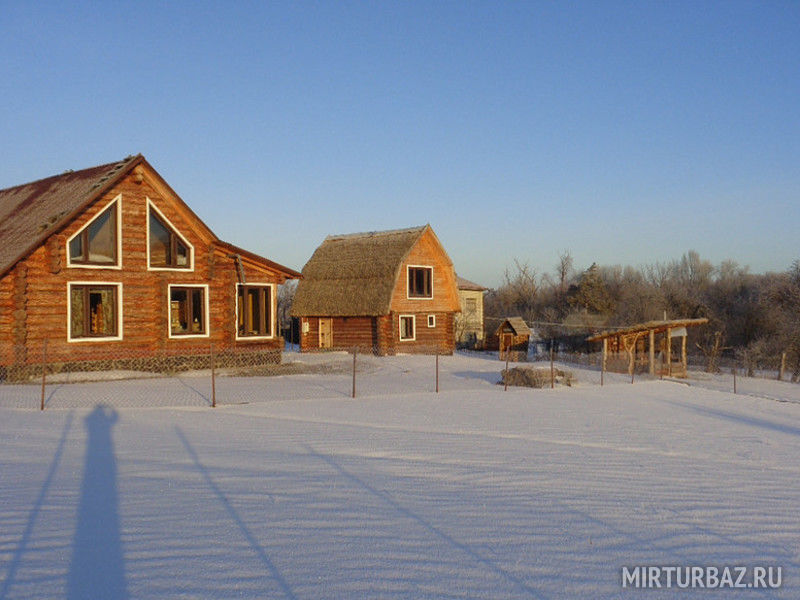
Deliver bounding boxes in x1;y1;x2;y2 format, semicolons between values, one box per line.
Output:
1;351;799;598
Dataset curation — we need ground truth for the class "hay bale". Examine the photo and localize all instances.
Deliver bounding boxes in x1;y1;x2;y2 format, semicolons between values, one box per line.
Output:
501;366;574;388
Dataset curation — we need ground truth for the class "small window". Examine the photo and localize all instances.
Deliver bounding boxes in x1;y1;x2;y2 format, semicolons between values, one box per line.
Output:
149;205;191;269
170;286;207;336
408;266;433;298
237;285;272;338
427;314;436;328
69;284;119;339
68;200;118;265
399;315;415;341
464;298;477;313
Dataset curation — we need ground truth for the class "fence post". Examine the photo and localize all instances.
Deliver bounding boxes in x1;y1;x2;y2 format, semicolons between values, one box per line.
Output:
210;342;216;408
40;339;47;411
352;347;357;398
732;364;737;395
504;346;510;392
550;343;554;389
435;349;439;393
779;352;786;381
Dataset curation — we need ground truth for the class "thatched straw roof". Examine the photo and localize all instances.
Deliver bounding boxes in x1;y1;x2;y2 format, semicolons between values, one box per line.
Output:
292;225;433;317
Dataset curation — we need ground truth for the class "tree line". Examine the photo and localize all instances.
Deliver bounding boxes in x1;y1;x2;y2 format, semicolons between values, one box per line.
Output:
485;251;800;378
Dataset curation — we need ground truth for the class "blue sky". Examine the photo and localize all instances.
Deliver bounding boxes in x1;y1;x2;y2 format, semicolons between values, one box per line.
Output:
2;1;798;287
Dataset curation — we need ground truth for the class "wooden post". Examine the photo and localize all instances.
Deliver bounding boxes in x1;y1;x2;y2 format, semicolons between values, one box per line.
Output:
550;342;555;389
40;339;47;411
733;364;737;394
210;342;216;408
504;345;510;392
681;334;687;377
352;347;357;398
435;350;439;393
665;328;672;377
779;352;786;381
648;329;655;376
601;337;606;386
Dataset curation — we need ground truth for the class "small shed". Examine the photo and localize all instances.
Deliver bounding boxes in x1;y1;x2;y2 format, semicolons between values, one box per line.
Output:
586;318;708;378
495;317;531;361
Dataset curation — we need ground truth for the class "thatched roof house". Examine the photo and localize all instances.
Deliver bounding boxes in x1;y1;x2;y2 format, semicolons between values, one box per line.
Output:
292;225;461;355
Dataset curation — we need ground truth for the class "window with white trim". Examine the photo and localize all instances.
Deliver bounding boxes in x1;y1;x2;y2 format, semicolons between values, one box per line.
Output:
69;283;121;340
67;198;119;266
237;284;273;338
408;266;433;298
148;202;192;269
399;315;415;341
427;314;436;328
169;286;208;336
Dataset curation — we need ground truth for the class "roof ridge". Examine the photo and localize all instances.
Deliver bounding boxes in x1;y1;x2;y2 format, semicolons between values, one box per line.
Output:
324;225;427;242
0;155;140;195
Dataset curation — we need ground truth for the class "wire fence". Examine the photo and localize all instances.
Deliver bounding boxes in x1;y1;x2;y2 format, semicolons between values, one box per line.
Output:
1;341;796;411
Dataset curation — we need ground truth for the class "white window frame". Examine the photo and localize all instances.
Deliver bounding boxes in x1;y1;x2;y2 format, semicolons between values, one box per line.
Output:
427;314;436;328
398;314;416;341
66;195;123;270
66;281;123;342
167;283;209;339
235;282;276;340
406;265;434;300
146;199;195;272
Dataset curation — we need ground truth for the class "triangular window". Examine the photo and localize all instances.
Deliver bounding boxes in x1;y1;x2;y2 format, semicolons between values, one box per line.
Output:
148;205;191;269
68;200;118;265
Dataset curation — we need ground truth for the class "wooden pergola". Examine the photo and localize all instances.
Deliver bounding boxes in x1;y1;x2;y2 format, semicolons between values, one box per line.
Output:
586;318;708;378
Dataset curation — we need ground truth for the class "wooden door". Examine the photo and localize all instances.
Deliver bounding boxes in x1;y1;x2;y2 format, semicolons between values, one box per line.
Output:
319;318;333;349
501;333;512;359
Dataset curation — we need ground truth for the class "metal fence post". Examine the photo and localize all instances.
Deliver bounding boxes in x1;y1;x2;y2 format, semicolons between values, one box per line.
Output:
504;346;510;392
352;347;357;398
550;342;554;389
435;350;439;393
40;339;47;411
210;342;216;408
732;364;737;394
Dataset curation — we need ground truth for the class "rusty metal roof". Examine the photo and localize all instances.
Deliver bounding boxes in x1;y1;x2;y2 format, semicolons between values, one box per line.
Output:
0;155;141;278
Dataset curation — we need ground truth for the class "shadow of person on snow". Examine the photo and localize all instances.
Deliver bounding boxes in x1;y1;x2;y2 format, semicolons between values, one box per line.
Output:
67;405;127;600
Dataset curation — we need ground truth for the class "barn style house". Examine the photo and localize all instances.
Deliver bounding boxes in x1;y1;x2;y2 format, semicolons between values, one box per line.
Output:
0;154;300;369
291;225;461;355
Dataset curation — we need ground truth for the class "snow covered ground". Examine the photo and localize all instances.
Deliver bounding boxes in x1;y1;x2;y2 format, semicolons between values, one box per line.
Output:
1;351;799;598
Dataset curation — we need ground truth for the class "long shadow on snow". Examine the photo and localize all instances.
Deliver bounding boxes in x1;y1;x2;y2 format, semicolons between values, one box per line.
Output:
67;406;128;600
0;412;73;600
303;442;549;599
657;397;800;439
175;427;297;599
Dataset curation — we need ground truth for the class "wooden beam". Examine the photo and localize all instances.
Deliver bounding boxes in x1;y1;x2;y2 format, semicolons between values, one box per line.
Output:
649;329;655;376
665;328;672;376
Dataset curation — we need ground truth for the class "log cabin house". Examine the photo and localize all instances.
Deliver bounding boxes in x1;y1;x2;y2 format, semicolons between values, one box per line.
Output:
0;154;300;371
291;225;461;355
586;318;709;377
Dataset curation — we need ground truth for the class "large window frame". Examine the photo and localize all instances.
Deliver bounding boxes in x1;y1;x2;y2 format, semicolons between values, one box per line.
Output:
407;265;433;299
399;314;416;341
147;199;194;271
168;284;209;339
67;282;123;342
235;283;275;340
66;195;122;269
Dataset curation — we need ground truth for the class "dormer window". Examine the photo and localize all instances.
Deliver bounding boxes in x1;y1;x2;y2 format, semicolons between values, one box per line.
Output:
67;198;119;266
147;201;192;269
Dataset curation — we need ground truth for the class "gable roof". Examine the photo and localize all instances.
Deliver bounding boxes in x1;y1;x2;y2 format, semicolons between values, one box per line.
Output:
0;155;142;279
456;275;487;291
0;154;299;280
495;317;531;337
292;225;438;317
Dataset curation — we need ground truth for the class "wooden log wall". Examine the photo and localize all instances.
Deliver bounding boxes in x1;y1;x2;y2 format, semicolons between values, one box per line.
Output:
0;167;287;366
